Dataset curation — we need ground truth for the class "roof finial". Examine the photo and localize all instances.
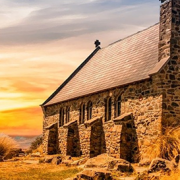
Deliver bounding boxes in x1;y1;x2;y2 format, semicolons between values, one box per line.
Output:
94;40;101;48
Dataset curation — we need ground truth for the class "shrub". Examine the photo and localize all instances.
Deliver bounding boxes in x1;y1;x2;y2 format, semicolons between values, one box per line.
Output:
145;126;180;161
0;135;18;160
30;136;42;151
159;126;180;160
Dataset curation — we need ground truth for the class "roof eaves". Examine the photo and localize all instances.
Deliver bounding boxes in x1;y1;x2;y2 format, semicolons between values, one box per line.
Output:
44;77;151;107
148;56;170;76
41;46;101;106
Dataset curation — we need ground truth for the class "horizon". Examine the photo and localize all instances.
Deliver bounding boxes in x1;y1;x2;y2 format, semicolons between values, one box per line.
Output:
0;0;160;137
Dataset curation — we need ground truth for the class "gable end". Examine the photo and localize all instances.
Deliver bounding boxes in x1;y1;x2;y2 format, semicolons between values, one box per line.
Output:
41;46;101;106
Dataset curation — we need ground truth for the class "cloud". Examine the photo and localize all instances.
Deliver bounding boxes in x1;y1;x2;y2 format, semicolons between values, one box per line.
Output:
0;107;43;136
0;0;159;45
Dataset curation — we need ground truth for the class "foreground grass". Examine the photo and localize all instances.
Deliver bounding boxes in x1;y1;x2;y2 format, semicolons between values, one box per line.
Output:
0;162;82;180
160;170;180;180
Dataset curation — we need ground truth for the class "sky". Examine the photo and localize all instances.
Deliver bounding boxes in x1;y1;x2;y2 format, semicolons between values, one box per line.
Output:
0;0;160;137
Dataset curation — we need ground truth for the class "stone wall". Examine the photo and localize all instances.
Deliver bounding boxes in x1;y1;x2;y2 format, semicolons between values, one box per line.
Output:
66;122;81;157
42;123;58;155
42;79;163;162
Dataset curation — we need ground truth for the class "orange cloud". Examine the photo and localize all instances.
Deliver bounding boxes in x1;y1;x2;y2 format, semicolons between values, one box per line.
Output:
0;107;43;136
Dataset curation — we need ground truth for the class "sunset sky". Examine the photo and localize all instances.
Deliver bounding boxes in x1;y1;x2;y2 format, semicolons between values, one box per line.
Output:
0;0;160;137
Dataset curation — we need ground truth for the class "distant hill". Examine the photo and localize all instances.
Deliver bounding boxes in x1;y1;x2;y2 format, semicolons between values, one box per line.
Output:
10;135;42;149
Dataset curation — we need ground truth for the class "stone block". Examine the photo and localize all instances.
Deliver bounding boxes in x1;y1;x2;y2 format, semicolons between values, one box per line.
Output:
51;156;62;165
148;158;176;173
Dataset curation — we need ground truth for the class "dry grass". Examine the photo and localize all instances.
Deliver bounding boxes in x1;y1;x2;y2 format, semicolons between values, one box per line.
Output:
0;136;18;158
159;126;180;160
32;144;43;154
160;170;180;180
145;126;180;161
0;161;81;180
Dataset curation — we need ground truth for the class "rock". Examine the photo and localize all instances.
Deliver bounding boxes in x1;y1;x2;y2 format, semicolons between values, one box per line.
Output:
84;153;133;172
108;159;133;172
18;153;26;157
4;148;25;160
71;158;87;166
65;155;72;160
148;158;176;173
31;152;41;157
136;171;160;180
84;154;113;169
174;154;180;164
139;158;151;167
23;160;39;164
62;159;73;166
51;156;62;165
0;156;4;162
44;156;53;163
115;161;133;172
76;169;112;180
174;154;180;170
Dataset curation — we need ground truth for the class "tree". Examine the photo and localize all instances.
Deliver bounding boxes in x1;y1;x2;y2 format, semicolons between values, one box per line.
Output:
30;136;42;151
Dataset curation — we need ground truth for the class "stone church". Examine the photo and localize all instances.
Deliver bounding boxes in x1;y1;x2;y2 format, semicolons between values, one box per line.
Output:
41;0;180;162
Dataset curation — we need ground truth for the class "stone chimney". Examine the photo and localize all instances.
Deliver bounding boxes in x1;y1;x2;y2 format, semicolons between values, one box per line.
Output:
159;0;180;128
159;0;180;62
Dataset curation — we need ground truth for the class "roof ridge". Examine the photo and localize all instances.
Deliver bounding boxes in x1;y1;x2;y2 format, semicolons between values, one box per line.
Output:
107;22;159;47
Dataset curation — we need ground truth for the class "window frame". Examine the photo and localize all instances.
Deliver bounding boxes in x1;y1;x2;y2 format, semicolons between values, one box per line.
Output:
115;95;121;117
87;101;93;120
79;103;85;124
66;106;70;123
105;97;112;122
59;108;64;127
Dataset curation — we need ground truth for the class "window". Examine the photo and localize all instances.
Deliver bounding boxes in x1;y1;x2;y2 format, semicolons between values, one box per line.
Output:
79;103;85;124
105;97;112;121
116;95;121;117
66;107;70;123
116;96;121;116
59;108;64;127
87;101;92;120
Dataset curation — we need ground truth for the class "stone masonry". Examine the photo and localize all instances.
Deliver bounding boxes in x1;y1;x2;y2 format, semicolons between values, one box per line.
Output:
41;0;180;163
42;79;162;162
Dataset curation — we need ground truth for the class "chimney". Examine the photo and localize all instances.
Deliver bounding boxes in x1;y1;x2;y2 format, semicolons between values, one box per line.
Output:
159;0;180;62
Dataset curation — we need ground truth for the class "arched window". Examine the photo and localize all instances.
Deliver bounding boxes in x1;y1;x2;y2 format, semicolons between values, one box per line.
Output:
79;103;85;124
87;101;92;120
59;108;64;127
116;95;121;117
105;97;112;121
66;107;70;123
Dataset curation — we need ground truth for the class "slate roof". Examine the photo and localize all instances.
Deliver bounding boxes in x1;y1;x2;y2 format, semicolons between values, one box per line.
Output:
43;23;161;106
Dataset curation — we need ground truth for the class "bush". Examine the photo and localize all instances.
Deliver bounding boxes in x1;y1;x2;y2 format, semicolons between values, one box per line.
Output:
145;126;180;161
30;136;42;151
0;135;18;160
159;126;180;160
